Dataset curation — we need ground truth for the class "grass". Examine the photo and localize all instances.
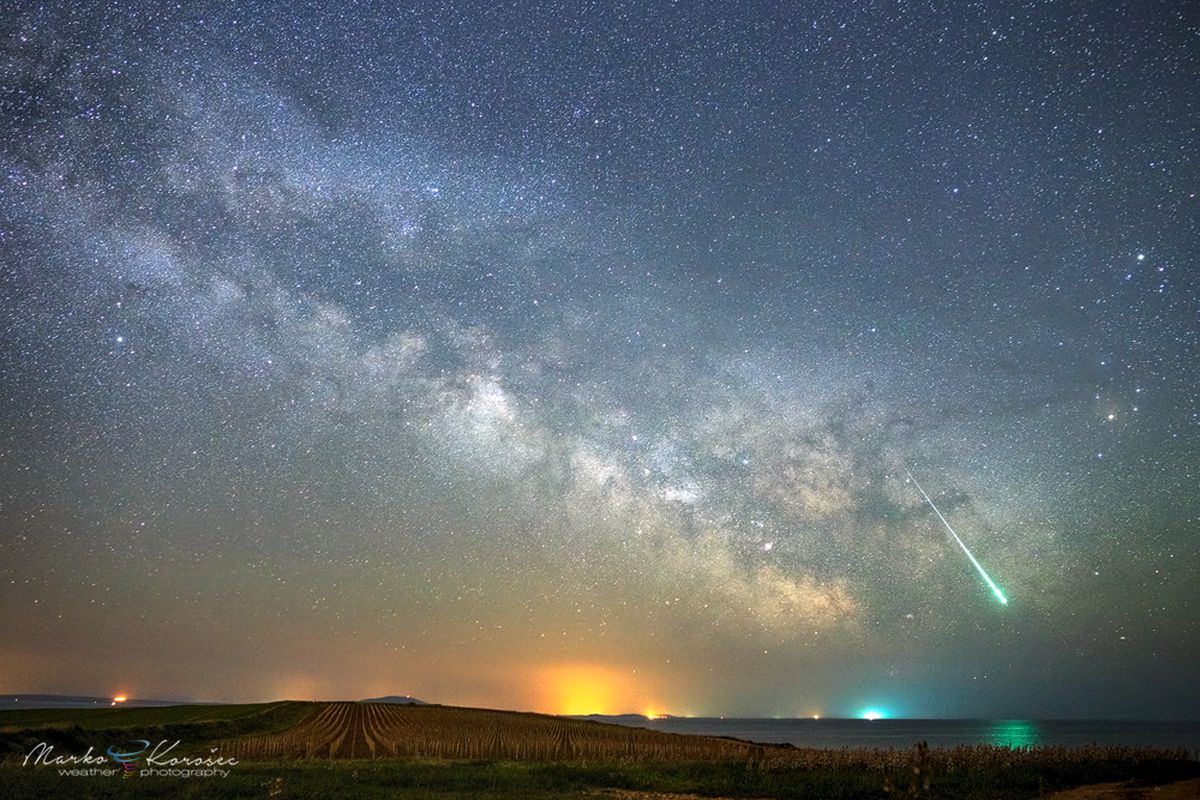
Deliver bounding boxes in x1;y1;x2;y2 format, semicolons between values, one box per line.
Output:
2;754;1198;799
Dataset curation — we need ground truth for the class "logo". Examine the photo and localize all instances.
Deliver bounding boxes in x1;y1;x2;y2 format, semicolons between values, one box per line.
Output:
23;740;239;778
106;739;151;778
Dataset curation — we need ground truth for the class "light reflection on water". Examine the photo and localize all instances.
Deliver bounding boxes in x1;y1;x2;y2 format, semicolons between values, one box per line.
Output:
616;717;1200;751
987;719;1039;748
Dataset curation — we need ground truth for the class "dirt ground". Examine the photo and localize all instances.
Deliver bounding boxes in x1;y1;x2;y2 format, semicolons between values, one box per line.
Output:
1037;779;1200;799
589;779;1200;800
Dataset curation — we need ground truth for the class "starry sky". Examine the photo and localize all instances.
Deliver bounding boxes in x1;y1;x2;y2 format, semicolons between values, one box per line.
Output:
1;1;1198;719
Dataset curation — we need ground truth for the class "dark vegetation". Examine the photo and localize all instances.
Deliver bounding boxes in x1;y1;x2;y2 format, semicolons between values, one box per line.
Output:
1;702;1195;799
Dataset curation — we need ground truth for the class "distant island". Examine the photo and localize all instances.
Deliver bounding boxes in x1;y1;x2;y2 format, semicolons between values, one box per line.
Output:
357;695;427;705
0;694;191;709
1;693;429;709
570;713;682;721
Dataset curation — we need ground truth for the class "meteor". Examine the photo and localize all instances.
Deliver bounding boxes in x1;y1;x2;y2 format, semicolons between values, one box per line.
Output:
905;468;1009;605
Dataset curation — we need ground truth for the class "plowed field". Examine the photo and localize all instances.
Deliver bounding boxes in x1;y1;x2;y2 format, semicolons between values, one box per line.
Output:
220;702;764;761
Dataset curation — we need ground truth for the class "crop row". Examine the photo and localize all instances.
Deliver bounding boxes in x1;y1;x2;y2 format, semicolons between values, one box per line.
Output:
219;702;762;761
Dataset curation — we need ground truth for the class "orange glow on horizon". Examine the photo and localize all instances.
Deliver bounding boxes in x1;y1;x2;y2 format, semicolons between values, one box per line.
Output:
536;663;656;716
111;695;127;705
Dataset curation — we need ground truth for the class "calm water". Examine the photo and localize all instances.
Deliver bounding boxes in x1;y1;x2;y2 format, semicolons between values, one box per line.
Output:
603;718;1200;753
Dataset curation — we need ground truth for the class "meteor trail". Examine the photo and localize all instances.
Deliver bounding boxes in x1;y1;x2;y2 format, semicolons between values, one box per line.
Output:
905;467;1009;605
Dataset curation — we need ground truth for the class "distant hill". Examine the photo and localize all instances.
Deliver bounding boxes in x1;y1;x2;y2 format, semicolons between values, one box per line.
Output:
571;713;685;721
0;694;192;709
571;713;652;722
2;694;432;710
358;695;427;705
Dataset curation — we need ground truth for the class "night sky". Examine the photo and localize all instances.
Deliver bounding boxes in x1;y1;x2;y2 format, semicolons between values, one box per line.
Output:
2;1;1198;720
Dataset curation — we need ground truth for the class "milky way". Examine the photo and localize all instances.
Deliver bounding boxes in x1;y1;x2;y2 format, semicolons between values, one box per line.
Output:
1;2;1197;718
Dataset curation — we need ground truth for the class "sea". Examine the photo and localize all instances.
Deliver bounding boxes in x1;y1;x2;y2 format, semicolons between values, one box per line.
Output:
600;717;1200;754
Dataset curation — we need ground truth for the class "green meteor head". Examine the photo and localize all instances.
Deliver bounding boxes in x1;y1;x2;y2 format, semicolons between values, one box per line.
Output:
973;563;1009;605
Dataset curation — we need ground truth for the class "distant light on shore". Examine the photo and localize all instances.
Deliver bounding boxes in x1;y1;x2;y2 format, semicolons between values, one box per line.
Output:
861;709;884;721
111;695;127;705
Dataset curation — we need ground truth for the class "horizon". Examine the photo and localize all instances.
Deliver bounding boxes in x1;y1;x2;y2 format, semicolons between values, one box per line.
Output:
4;693;1200;724
2;1;1198;721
